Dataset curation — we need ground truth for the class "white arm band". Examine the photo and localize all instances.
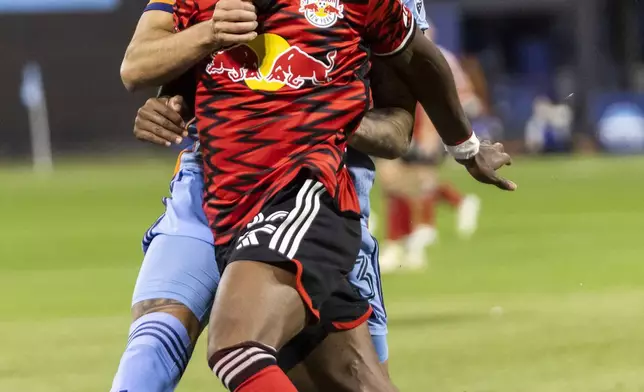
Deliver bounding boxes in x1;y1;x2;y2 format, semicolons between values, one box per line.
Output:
444;133;480;160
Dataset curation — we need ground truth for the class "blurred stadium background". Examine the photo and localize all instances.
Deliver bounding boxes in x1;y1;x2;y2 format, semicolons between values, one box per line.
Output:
2;0;644;391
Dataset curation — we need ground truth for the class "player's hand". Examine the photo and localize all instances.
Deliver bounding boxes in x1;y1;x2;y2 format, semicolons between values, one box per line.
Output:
457;140;517;191
210;0;258;49
134;96;188;147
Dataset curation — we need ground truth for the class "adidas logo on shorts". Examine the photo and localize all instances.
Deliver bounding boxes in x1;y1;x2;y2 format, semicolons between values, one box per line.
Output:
236;211;289;250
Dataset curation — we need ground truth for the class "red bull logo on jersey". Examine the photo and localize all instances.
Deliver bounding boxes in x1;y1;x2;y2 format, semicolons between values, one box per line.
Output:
298;0;344;28
264;46;336;89
206;45;262;82
204;33;336;91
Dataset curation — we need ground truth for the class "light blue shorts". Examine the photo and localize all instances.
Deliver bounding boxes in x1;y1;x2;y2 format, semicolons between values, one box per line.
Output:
348;221;388;362
349;222;387;337
134;156;219;325
133;234;218;324
134;150;389;360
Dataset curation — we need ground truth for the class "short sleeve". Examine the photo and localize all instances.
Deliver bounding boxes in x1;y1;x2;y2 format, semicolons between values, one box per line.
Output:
173;0;199;31
144;0;175;13
365;0;416;57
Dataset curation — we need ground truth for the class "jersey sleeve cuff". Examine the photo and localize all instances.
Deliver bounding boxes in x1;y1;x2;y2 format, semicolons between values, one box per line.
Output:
144;2;174;13
373;18;416;57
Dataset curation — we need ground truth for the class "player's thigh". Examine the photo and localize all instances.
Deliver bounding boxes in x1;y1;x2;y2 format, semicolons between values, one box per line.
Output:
133;234;219;343
143;163;213;252
349;230;390;363
300;323;396;392
276;279;388;391
279;315;389;392
207;261;307;354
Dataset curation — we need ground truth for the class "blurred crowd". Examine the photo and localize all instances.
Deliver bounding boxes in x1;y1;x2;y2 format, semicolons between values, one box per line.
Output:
4;0;644;161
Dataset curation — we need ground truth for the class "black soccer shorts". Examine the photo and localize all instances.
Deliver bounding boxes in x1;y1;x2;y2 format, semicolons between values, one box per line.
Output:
215;170;371;332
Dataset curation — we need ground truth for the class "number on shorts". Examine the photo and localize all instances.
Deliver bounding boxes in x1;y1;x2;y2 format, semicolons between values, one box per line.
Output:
354;254;376;300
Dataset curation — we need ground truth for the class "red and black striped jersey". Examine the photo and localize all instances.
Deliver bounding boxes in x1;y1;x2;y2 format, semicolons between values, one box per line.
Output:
175;0;414;245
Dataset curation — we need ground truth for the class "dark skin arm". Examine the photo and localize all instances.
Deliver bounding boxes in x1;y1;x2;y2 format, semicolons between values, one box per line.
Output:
133;71;196;146
348;107;413;159
383;30;516;191
382;30;469;147
348;59;416;159
133;96;188;146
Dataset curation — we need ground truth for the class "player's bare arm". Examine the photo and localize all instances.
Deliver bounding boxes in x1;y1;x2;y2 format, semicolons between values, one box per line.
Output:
384;31;517;191
349;59;416;159
121;0;257;91
349;108;413;159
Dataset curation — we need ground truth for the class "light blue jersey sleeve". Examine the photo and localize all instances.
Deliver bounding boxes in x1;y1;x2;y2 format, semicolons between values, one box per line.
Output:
402;0;430;31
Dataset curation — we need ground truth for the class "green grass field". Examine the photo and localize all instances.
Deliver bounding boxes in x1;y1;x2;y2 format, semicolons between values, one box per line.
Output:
2;155;644;392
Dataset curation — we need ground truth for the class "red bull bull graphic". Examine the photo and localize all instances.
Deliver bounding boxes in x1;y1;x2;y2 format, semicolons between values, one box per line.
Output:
300;2;319;12
299;0;344;28
206;44;262;82
265;47;336;89
205;34;336;91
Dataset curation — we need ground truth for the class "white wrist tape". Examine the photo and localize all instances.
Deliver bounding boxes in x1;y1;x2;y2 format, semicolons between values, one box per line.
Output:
445;133;480;160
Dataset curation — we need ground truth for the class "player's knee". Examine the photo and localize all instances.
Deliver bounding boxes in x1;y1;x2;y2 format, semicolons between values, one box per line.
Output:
206;312;239;357
206;297;261;358
132;298;201;344
205;307;268;358
207;261;306;355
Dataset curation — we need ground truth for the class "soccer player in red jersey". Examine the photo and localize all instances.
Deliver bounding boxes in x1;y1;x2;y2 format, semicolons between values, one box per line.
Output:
121;1;515;391
117;3;416;392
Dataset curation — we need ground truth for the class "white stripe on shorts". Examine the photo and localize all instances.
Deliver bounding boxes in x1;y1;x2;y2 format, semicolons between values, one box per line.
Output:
286;186;324;259
268;179;325;258
268;179;313;251
277;182;324;255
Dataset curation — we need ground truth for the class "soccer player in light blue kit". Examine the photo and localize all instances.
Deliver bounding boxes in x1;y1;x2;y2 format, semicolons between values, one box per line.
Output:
110;0;436;391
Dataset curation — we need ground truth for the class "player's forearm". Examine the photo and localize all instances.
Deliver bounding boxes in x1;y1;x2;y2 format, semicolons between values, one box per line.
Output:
349;107;414;159
387;30;472;147
121;22;215;92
